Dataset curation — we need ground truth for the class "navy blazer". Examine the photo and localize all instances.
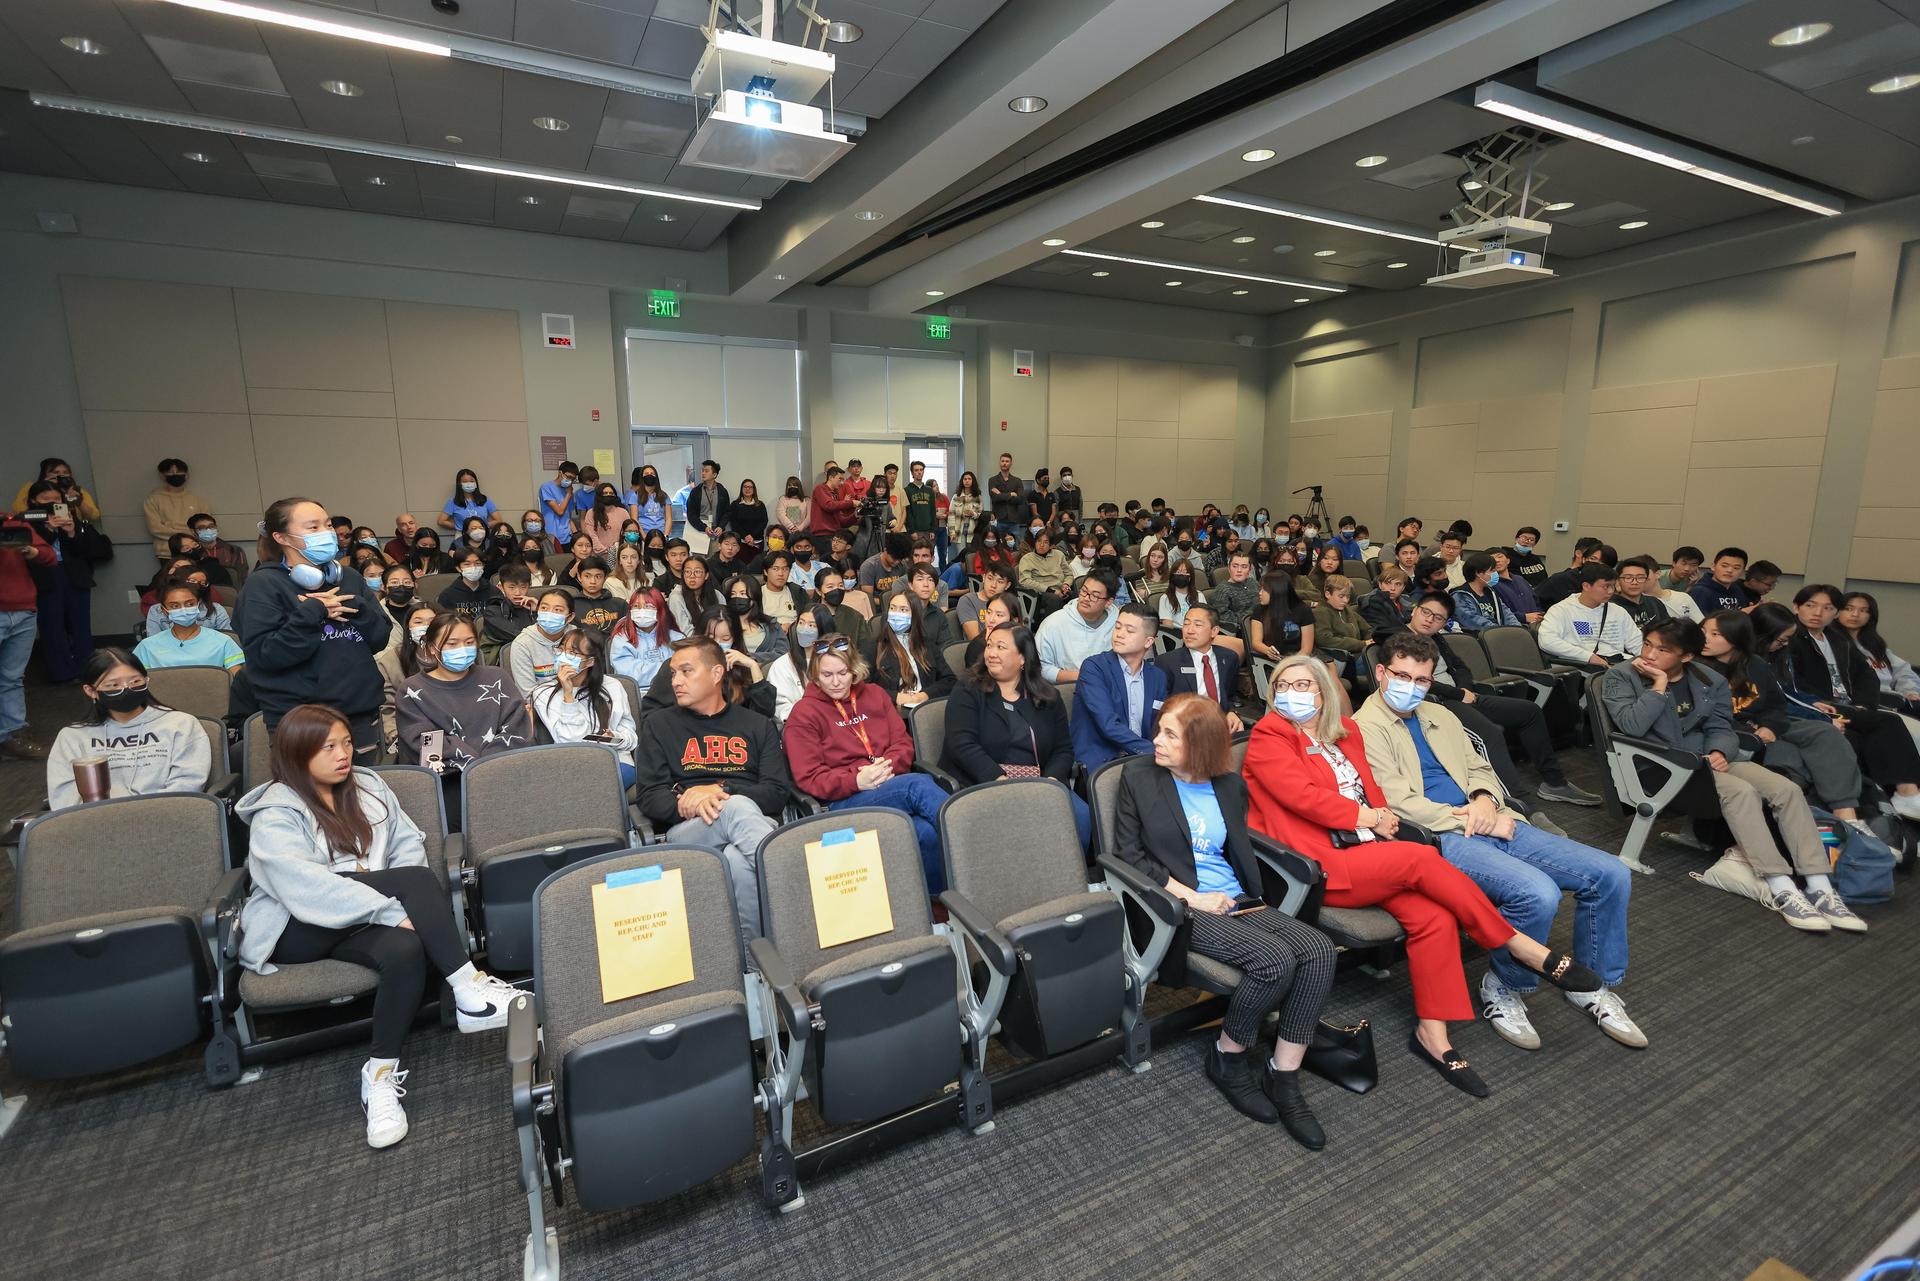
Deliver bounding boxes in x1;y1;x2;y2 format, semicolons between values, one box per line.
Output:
1070;650;1169;768
1155;645;1240;712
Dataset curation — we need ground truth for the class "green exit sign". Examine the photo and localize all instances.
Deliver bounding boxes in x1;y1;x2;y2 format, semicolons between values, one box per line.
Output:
648;289;680;319
926;315;951;340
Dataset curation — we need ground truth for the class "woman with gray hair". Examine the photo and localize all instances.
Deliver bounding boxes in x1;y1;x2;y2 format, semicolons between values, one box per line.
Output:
1243;654;1602;1099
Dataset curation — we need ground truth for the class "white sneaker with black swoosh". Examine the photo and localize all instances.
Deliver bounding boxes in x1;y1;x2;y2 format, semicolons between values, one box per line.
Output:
453;971;522;1032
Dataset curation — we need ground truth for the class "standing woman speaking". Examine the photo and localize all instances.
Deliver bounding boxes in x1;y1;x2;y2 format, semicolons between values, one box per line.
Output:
236;497;393;755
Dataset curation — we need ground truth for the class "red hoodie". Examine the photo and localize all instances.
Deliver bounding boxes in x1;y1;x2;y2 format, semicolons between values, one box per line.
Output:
0;519;55;613
783;681;915;801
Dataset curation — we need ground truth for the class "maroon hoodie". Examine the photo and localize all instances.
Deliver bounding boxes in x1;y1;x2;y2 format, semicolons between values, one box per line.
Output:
783;681;915;801
0;518;54;612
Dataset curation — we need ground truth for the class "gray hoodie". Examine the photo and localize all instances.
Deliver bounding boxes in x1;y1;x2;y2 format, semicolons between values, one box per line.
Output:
46;705;211;810
234;770;427;974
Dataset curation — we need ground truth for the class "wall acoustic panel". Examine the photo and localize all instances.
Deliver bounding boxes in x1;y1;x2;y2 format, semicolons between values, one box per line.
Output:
1048;353;1119;438
1403;393;1565;544
386;300;528;422
397;419;534;520
1291;345;1396;422
1115;359;1180;423
234;289;392;393
1048;354;1238;510
1289;411;1391;531
82;410;260;524
252;414;406;529
1414;312;1572;407
1851;359;1920;582
62;276;248;417
1594;257;1850;387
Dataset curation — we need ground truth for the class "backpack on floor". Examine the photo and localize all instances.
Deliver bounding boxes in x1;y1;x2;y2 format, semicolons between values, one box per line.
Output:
1863;811;1916;873
1811;808;1896;906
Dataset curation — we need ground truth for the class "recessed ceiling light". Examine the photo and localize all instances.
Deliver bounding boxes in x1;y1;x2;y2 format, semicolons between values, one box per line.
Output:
1242;148;1276;163
1140;220;1165;229
60;36;107;55
1619;219;1649;229
1791;135;1816;145
825;20;862;43
521;195;541;205
444;134;463;144
1231;289;1249;296
853;209;885;221
925;290;944;297
1386;261;1408;269
366;176;387;186
1231;235;1256;244
532;116;570;132
1543;200;1575;211
1354;154;1388;168
1271;243;1294;253
1769;23;1831;47
1869;74;1920;94
1165;280;1183;287
183;150;213;163
1090;270;1110;277
658;213;676;222
320;79;363;97
1009;95;1047;113
1313;249;1337;257
1042;237;1066;246
1293;297;1310;304
1462;180;1483;191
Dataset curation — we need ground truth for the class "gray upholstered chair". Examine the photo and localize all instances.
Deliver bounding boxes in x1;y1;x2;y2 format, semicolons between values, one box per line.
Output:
939;778;1170;1068
376;764;473;953
511;847;765;1281
147;664;232;722
196;715;238;802
941;640;970;678
241;711;272;795
460;744;635;970
905;697;958;790
415;572;458;606
0;793;228;1080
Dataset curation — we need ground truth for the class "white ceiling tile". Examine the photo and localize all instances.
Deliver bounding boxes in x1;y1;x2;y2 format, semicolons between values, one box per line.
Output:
499;69;605;167
837;67;914;115
142;34;288;94
595;89;693;154
631;16;706;75
872;17;965;80
514;0;651;63
586;144;676;182
373;0;516;41
177;82;308;129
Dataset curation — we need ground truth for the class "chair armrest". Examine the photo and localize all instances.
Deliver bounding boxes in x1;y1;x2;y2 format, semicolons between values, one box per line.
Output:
1396;819;1442;848
1246;832;1322;918
508;994;539;1127
1094;854;1181;928
938;890;1016;976
785;791;826;820
1494;665;1556;681
202;865;249;942
1610;734;1705;773
746;936;812;1042
913;761;959;792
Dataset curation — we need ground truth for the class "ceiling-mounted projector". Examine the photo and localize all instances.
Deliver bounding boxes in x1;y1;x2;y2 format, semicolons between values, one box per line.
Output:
1426;214;1555;289
683;24;852;182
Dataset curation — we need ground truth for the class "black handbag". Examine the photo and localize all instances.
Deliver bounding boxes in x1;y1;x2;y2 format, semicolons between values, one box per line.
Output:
1302;1017;1378;1093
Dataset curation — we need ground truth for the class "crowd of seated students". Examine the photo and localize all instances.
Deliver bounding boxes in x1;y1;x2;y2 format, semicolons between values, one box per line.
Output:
14;455;1920;1157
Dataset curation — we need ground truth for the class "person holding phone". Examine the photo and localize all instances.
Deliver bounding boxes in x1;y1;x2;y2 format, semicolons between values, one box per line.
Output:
22;478;113;685
395;612;531;817
529;627;637;788
235;497;392;752
1113;693;1335;1143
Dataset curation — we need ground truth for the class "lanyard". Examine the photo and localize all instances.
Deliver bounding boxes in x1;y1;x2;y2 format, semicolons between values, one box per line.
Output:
832;695;877;759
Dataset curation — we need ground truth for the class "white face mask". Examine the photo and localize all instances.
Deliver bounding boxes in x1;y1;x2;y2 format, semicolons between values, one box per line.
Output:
632;608;657;629
460;565;483;582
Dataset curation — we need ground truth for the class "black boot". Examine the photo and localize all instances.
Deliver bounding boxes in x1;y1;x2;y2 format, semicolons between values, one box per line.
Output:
1259;1061;1326;1150
1206;1045;1278;1123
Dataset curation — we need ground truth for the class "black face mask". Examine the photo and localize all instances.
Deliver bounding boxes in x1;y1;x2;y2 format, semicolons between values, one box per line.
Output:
727;597;753;616
163;473;186;487
1171;576;1193;590
98;687;150;715
824;588;846;608
386;586;414;605
794;550;812;564
521;549;543;563
415;545;437;557
786;484;802;497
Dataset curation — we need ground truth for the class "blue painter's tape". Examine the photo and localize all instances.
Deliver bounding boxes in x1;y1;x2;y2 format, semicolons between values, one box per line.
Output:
607;865;663;887
821;828;858;846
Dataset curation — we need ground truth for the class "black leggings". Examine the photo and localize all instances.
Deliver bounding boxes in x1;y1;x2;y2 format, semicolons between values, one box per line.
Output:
1846;712;1920;790
270;866;468;1058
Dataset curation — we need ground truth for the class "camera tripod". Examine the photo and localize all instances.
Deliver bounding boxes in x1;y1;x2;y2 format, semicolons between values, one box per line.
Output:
1292;484;1334;532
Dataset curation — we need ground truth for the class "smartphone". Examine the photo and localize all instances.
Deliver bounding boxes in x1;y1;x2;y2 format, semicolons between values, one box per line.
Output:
0;525;29;549
51;502;70;524
420;729;446;773
1227;895;1268;916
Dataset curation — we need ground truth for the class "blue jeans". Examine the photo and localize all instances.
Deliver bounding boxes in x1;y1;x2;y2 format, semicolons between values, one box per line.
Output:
829;772;950;894
35;578;91;684
1437;824;1630;993
617;761;636;792
0;610;37;742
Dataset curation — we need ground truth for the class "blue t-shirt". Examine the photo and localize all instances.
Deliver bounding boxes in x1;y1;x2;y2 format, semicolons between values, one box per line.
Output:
1175;779;1243;896
537;481;574;538
441;496;497;525
628;490;668;534
134;626;245;671
1403;715;1469;806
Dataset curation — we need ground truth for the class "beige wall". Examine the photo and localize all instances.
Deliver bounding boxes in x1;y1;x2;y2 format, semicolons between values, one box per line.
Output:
1047;354;1240;513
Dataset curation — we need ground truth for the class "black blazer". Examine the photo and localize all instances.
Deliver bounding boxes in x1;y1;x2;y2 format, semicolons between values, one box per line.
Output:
870;636;956;700
1156;646;1240;711
942;679;1073;785
1358;589;1412;638
1113;757;1263;893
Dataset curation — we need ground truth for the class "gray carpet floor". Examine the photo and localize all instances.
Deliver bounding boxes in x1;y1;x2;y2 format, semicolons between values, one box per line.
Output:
3;675;1917;1281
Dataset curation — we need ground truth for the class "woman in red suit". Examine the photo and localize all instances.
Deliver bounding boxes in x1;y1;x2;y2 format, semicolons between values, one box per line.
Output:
1243;653;1601;1097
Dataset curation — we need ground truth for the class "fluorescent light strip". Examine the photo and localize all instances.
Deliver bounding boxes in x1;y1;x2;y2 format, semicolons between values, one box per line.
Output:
1195;191;1452;248
1473;83;1842;217
1059;247;1344;292
29;92;761;211
152;0;452;57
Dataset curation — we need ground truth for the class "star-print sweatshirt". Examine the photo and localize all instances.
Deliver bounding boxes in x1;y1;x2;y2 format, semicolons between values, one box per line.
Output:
394;663;534;774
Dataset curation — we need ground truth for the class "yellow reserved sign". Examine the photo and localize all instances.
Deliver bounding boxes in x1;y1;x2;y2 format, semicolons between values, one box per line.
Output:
591;867;695;1004
806;829;894;950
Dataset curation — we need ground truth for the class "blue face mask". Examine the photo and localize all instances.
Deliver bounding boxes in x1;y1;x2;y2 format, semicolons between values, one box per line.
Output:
1487;570;1500;584
1515;543;1530;553
195;528;218;544
1273;689;1318;723
299;530;340;564
888;612;913;635
461;481;477;494
1382;677;1427;715
524;521;541;533
554;652;584;673
623;532;640;543
537;610;568;635
439;645;477;673
166;606;202;627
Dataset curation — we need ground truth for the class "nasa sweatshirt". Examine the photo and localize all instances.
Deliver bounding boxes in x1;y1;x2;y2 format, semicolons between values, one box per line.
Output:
46;706;211;810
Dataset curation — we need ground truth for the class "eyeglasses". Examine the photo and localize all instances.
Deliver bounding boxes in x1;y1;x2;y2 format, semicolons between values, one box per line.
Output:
1274;678;1319;693
1382;669;1434;689
1412;606;1449;622
1078;589;1109;604
812;636;852;654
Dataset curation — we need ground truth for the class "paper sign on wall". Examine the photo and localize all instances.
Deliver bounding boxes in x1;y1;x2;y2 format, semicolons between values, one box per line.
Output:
592;448;617;476
591;866;695;1003
806;829;894;949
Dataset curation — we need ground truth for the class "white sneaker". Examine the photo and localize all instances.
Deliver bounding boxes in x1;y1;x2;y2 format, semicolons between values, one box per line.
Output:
1769;887;1833;932
1565;988;1649;1049
1807;887;1868;933
361;1062;409;1149
1479;972;1541;1050
453;971;522;1033
1891;792;1920;822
